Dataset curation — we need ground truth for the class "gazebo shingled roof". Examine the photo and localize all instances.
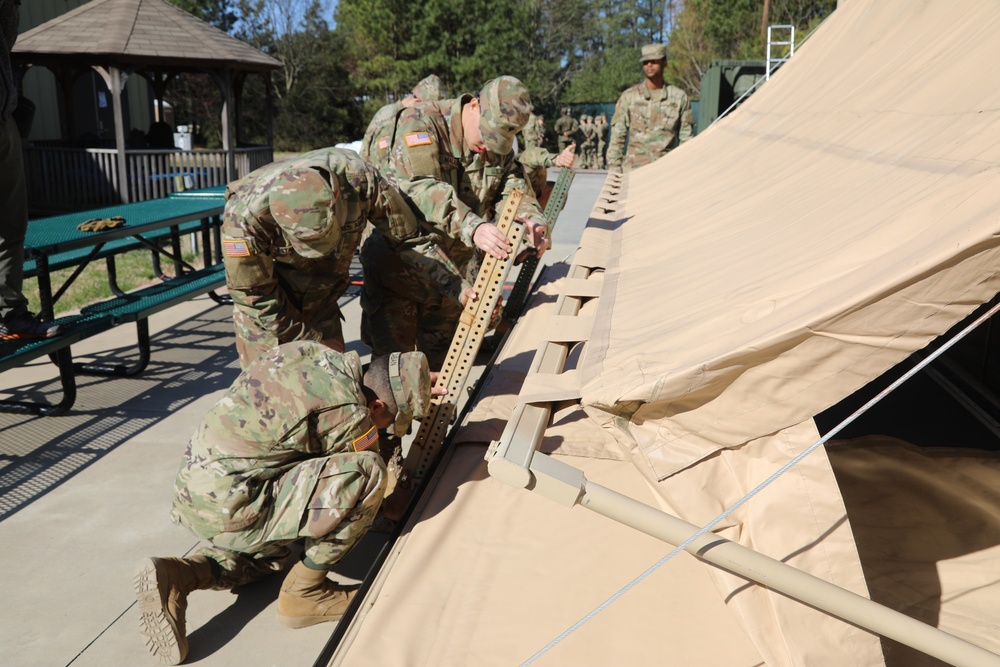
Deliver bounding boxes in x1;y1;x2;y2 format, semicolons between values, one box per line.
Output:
12;0;282;205
13;0;281;71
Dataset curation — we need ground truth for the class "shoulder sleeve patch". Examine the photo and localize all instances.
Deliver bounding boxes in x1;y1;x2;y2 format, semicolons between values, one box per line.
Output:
378;137;390;150
404;132;433;147
352;425;379;453
224;240;251;257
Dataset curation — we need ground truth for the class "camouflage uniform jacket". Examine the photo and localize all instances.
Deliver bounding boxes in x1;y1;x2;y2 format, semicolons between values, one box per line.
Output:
554;114;578;138
360;100;405;164
377;95;546;300
171;343;378;537
518;146;557;199
522;114;545;150
606;82;694;173
222;148;376;350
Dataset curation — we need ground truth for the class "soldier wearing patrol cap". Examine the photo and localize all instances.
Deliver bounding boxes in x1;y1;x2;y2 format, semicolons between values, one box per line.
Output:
606;43;694;173
220;147;416;368
359;75;549;371
360;74;450;164
135;341;443;665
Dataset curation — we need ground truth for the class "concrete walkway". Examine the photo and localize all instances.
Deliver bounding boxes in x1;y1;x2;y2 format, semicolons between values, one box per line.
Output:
0;171;604;667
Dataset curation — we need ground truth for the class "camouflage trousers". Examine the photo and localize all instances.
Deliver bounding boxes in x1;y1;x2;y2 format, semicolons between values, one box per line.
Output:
194;450;386;588
359;234;472;370
231;300;344;369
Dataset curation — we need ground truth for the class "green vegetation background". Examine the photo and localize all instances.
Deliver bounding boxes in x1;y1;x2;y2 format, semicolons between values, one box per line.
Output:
168;0;835;152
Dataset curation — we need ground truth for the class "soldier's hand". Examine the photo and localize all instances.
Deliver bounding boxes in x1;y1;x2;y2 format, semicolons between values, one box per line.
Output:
428;371;448;396
473;222;512;259
521;218;549;259
555;145;576;169
461;288;503;322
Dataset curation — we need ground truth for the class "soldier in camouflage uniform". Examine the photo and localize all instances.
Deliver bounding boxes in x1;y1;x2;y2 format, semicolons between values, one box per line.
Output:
579;115;597;169
221;147;415;368
135;341;441;665
607;44;694;174
360;75;549;369
360;74;449;165
554;106;579;153
521;112;546;150
518;143;576;209
594;113;608;169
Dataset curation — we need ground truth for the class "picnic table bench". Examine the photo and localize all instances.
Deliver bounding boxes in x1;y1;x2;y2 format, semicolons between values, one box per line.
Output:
0;195;231;415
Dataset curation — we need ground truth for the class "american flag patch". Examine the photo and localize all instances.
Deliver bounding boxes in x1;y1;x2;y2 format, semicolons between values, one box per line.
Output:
352;425;379;453
378;137;390;150
404;132;432;147
224;240;251;257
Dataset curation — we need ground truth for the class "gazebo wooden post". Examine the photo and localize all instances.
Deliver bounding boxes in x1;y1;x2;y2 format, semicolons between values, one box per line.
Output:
219;69;236;182
95;65;130;203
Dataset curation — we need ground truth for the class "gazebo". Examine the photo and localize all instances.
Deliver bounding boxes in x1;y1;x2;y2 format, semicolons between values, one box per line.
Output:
12;0;283;210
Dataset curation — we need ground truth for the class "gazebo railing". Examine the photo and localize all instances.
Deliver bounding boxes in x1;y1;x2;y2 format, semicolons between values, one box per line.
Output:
22;144;274;211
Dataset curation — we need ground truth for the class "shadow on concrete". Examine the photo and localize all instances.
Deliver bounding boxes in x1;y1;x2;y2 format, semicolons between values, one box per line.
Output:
0;307;240;523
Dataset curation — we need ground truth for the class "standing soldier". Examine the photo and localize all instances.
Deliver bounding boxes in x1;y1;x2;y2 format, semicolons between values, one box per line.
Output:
360;74;449;165
579;115;597;169
360;76;549;370
522;111;546;150
135;341;443;665
554;107;579;153
594;113;609;169
221;147;415;368
607;44;694;174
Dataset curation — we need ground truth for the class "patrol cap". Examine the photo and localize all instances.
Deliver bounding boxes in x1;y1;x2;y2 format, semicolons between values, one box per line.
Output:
640;44;667;62
478;75;532;155
387;351;433;437
268;168;339;259
412;74;449;102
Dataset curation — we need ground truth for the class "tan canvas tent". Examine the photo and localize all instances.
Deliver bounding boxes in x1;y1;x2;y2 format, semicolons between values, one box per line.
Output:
326;0;1000;664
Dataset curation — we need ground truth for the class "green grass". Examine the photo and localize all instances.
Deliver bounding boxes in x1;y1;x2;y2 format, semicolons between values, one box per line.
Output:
23;239;204;317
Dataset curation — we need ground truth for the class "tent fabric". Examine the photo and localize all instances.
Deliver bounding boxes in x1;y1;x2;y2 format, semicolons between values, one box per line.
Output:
333;1;1000;665
335;445;764;667
580;0;1000;481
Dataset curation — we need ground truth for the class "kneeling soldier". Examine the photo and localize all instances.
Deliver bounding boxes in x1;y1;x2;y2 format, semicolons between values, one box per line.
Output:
135;341;441;665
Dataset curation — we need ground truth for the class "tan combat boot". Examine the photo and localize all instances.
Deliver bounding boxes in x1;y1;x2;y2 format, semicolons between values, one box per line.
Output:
276;560;355;629
134;555;216;665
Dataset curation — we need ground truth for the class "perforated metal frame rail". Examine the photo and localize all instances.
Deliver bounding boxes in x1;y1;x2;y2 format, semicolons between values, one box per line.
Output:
401;188;527;487
504;167;575;320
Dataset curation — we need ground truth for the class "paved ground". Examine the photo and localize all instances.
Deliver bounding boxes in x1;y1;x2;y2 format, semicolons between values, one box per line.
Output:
0;170;605;667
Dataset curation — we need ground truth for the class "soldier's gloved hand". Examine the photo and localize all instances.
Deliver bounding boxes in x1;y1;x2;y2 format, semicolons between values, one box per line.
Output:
77;216;125;232
472;222;512;260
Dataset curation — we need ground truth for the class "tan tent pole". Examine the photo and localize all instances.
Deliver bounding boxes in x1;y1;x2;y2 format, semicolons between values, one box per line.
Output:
487;450;1000;667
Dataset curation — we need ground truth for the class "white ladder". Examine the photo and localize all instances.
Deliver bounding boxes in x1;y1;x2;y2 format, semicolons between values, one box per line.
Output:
766;24;796;79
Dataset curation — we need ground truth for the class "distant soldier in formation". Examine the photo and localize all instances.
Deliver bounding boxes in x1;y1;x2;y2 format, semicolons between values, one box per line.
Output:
220;147;416;368
359;75;550;371
522;111;546;150
518;143;576;209
607;44;694;174
136;341;442;665
554;106;579;153
579;115;598;169
594;113;608;169
361;74;449;165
